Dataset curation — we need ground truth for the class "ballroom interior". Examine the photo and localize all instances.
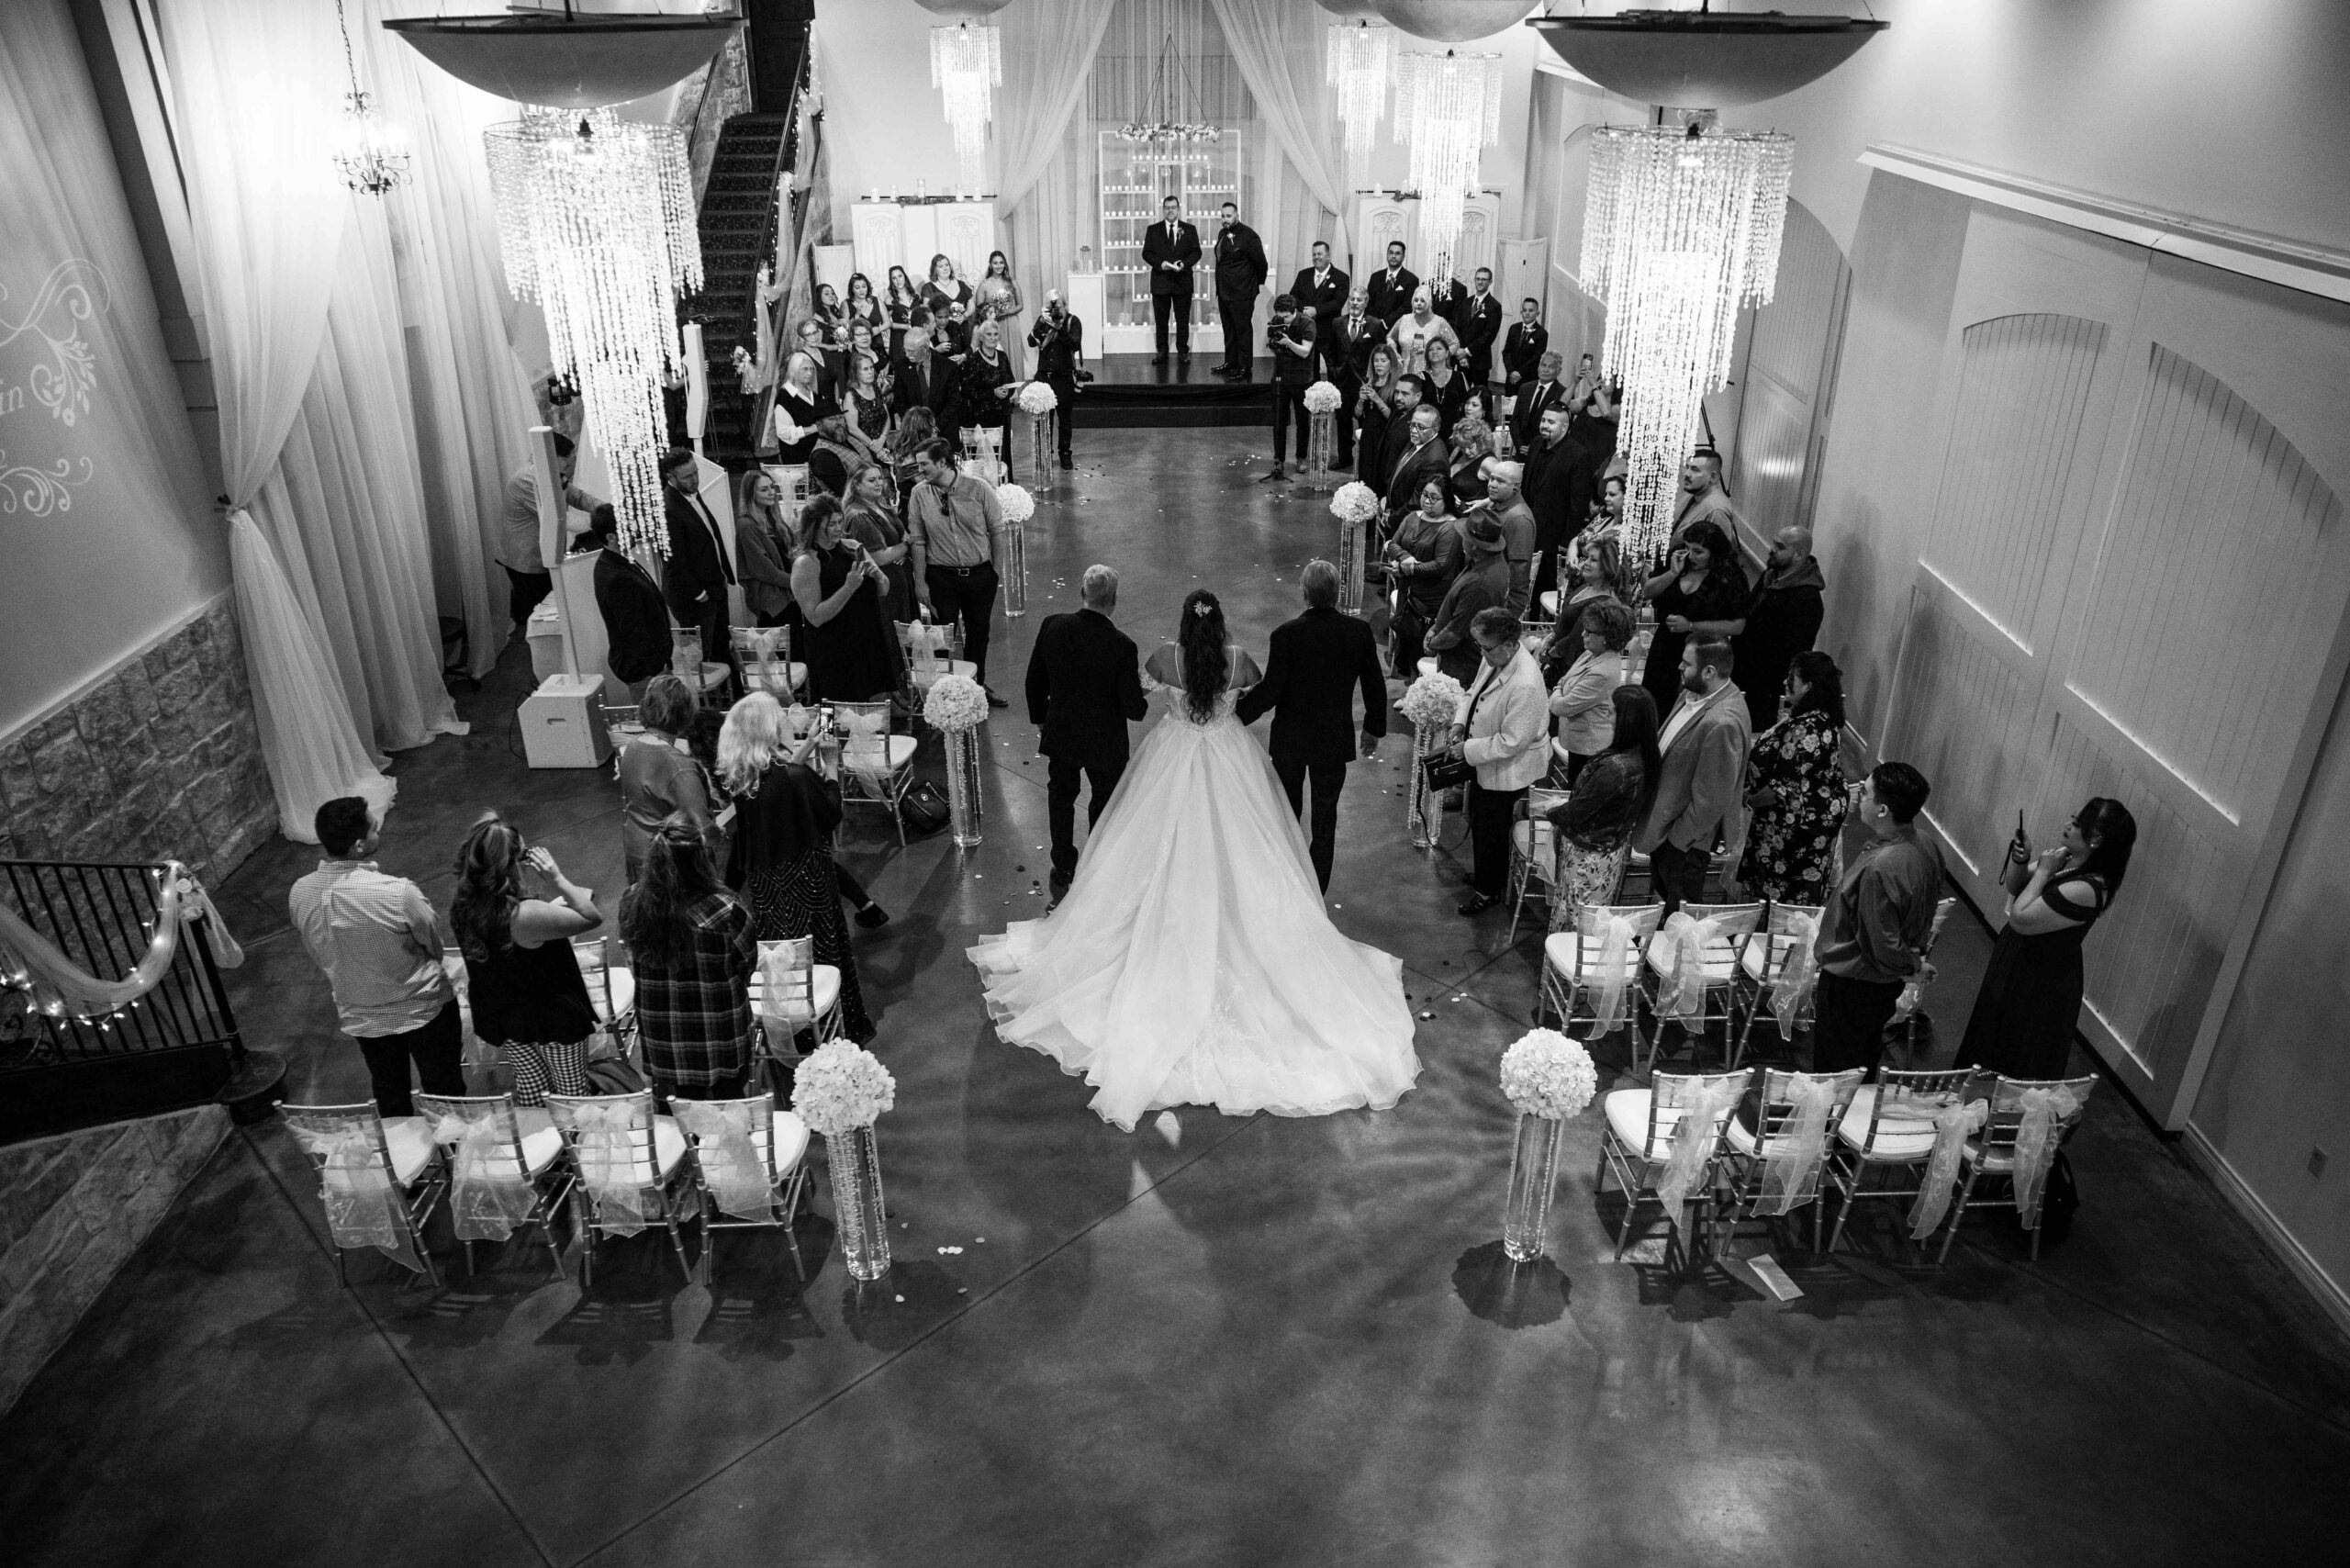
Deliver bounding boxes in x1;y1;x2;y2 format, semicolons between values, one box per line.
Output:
3;4;2348;1564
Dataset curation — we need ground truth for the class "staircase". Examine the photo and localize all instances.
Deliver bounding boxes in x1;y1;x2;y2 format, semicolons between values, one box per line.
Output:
689;113;792;466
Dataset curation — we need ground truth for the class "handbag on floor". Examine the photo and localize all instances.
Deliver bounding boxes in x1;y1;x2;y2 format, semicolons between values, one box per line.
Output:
898;779;951;836
584;1055;646;1095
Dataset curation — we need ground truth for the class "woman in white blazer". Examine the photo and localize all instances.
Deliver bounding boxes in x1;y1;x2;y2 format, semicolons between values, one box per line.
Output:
1549;596;1636;784
1447;607;1553;913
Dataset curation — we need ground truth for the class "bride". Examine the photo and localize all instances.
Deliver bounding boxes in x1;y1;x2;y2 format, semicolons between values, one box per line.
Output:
969;589;1422;1131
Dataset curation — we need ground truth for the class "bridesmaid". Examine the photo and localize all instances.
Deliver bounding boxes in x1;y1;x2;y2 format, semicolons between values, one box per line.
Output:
974;249;1025;378
922;253;975;358
884;264;919;363
1956;797;2137;1081
843;272;886;343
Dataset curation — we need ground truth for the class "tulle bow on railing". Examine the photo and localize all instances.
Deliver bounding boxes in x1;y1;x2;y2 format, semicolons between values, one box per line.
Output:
1770;913;1821;1037
0;860;243;1020
1581;910;1642;1042
288;1121;417;1267
1756;1075;1842;1215
565;1103;650;1234
1654;911;1729;1029
1654;1078;1745;1221
428;1110;536;1242
1907;1096;1991;1239
2011;1084;2087;1225
674;1100;772;1222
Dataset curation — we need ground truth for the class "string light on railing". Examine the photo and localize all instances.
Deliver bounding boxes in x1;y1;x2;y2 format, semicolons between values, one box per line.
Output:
1580;115;1794;566
485;106;701;558
1392;49;1503;283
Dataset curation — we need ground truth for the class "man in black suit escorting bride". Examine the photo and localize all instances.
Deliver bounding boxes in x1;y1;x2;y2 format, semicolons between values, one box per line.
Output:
1236;560;1389;892
1025;564;1148;907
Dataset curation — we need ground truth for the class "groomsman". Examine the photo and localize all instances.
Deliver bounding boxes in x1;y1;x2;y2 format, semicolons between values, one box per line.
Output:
1288;240;1350;375
1141;196;1202;364
1329;285;1384;470
1509;350;1570;454
1500;300;1549;403
1456;267;1503;417
1212;201;1269;380
1429;271;1471;338
1365;241;1419;325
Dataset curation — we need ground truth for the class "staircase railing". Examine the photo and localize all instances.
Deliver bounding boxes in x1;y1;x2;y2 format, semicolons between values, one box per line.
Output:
678;29;755;203
750;62;827;457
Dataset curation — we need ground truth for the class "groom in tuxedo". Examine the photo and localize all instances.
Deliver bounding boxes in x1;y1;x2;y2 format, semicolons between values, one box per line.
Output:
1025;564;1148;906
1235;560;1389;892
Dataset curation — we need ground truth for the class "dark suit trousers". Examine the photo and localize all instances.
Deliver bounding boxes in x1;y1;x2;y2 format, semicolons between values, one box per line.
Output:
1648;838;1710;915
1048;373;1077;461
1468;780;1524;898
1218;296;1254;371
925;561;1000;686
357;999;467;1120
1046;749;1126;882
1271;382;1310;464
1154;293;1192;356
504;566;554;631
1331;369;1359;465
1812;971;1902;1078
1273;754;1347;892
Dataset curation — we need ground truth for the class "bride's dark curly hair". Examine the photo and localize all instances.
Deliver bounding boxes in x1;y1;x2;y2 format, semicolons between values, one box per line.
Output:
1178;588;1230;723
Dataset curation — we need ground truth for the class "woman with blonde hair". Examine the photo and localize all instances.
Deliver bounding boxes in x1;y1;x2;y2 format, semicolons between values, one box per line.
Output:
844;458;916;624
1449;412;1494;506
772;349;823;465
975;248;1026;377
733;468;799;630
719;692;878;1042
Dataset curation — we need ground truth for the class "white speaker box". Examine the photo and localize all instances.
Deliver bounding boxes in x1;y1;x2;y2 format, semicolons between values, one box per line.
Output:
518;673;611;769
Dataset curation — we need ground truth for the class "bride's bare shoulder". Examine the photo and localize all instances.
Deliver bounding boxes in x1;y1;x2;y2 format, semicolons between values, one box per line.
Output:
1145;644;1184;683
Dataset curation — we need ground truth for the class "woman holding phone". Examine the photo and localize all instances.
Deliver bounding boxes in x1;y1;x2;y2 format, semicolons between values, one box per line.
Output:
789;493;897;702
1955;797;2138;1081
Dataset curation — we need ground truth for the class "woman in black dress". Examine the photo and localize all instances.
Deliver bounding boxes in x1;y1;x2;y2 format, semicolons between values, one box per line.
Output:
789;493;897;702
1354;343;1401;483
1637;519;1747;717
1422;338;1472;434
1543;683;1660;925
450;815;602;1106
719;694;877;1045
1956;797;2137;1081
842;272;886;342
1738;650;1852;902
884;265;919;363
1380;475;1461;678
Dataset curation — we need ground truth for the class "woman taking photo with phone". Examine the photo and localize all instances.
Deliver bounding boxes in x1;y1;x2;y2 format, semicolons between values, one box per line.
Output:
790;493;898;702
1955;797;2138;1081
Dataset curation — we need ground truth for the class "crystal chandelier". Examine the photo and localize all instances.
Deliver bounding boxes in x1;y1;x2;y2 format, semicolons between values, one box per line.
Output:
330;0;408;196
1326;19;1394;168
1393;50;1502;282
929;22;1002;187
1580;117;1794;566
485;106;702;557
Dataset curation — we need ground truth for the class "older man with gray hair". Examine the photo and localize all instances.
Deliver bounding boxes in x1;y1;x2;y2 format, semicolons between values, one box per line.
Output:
1024;563;1148;903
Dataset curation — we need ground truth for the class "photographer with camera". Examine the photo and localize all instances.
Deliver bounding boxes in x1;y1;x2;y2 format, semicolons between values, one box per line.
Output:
1026;289;1085;470
1261;294;1316;484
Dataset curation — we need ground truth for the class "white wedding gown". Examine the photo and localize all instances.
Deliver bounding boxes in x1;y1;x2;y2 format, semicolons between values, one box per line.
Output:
968;654;1423;1131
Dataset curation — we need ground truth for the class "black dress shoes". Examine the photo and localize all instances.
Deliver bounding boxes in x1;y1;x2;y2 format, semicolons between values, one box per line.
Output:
1457;891;1499;916
984;686;1011;709
1150;353;1169;365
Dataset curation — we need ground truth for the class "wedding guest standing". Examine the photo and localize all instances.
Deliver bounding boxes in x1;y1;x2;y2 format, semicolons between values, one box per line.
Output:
843;273;886;342
1501;300;1548;404
660;446;735;678
1364;241;1419;325
498;433;603;635
771;352;825;465
1026;289;1084;470
840;350;896;462
733;470;798;631
890;317;956;451
1812;762;1945;1077
1288;240;1349;375
1522;403;1594;600
1634;634;1751;915
1426;512;1513;686
588;507;670;703
1333;286;1386;469
1738;651;1851;902
790;494;896;703
844;461;916;625
1422;337;1472;433
1140;196;1202;364
921;253;974;340
450;815;600;1107
1638;520;1747;721
1543;683;1660;922
1732;525;1828;732
1509;351;1569;454
1446;411;1492;506
1382;476;1463;678
720;694;877;1046
618;675;719;883
1448;609;1550;915
1026;565;1148;904
975;249;1026;378
1483;458;1536;615
1457;267;1503;416
953;319;1018;459
1566;353;1620;473
1380;397;1450;535
1211;201;1269;380
1548;598;1636;785
288;797;463;1119
622;818;757;1101
1673;449;1737;545
1548;538;1621;666
1352;342;1402;485
910;439;1011;706
884;264;920;362
1957;798;2136;1081
1389;286;1460;378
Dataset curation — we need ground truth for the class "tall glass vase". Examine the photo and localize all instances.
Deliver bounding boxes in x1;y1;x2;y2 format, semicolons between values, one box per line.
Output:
1028;412;1053;488
1002;523;1028;617
1501;1113;1568;1263
1406;722;1447;849
1336;510;1364;614
826;1124;891;1282
943;724;985;848
1305;410;1336;493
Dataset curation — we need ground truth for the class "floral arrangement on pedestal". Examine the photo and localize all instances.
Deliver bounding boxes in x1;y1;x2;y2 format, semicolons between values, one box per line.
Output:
923;672;989;733
925;672;990;847
1398;670;1465;731
1015;381;1058;416
1496;1028;1598;1264
1400;670;1467;848
993;482;1035;523
797;1039;900;1282
1303;380;1343;415
1330;480;1379;525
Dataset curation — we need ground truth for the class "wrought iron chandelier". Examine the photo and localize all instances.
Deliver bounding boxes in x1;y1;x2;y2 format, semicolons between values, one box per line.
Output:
929;21;1003;186
1580;114;1795;566
1393;49;1502;283
485;107;702;557
330;0;408;196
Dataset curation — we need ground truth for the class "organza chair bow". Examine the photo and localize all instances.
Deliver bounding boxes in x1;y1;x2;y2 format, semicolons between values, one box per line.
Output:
1756;1072;1848;1216
1653;911;1727;1030
1713;1068;1866;1256
1907;1097;1991;1239
2010;1082;2088;1223
428;1107;536;1242
840;708;893;774
731;625;799;699
561;1100;651;1235
1769;912;1821;1039
1930;1075;2098;1262
1652;1075;1746;1222
285;1106;439;1283
1581;908;1642;1040
1598;1069;1747;1263
673;1100;771;1223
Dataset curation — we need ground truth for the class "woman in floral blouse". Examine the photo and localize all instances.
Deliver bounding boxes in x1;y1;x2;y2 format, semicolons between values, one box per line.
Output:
1738;649;1851;902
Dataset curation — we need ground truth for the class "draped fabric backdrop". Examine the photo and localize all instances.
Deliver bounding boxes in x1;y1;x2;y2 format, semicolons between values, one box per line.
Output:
996;0;1119;316
1204;0;1347;220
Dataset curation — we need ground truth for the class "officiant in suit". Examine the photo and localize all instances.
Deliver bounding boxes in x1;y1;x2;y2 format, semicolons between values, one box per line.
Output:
1235;561;1389;892
659;445;735;680
1141;196;1202;364
1026;564;1148;904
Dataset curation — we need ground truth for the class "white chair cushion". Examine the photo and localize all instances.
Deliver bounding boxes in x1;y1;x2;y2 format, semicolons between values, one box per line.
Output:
1645;931;1740;983
588;967;636;1023
1539;589;1560;616
1511;820;1556;881
1740;933;1803;983
1960;1139;2017;1173
519;1125;565;1178
845;735;919;776
911;658;979;689
1543;931;1644;983
653;1115;688;1180
378;1116;436;1186
1723;1114;1759;1158
1604;1088;1686;1161
770;1109;811;1175
742;663;809;693
1837;1089;1940;1161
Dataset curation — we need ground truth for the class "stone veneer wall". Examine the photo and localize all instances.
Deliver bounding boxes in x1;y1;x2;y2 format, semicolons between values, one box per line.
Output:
0;595;276;879
0;1103;229;1415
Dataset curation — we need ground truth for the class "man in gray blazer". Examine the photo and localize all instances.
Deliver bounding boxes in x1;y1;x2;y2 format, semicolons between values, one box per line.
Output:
1632;633;1752;914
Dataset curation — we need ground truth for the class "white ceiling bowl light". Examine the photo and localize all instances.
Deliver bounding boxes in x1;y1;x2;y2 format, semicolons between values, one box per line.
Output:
1371;1;1538;45
1524;7;1887;108
381;7;742;111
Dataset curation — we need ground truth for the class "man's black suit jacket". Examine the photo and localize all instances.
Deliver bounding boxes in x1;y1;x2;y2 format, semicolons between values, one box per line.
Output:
661;484;733;627
1522;433;1595;560
1142;219;1203;297
1289;265;1350;355
1456;291;1503;382
1235;606;1388;767
1382;432;1451;519
594;548;672;683
1213;221;1269;301
1365;264;1419;325
890;354;953;426
1025;609;1147;762
1502;321;1549;389
1510;375;1569;452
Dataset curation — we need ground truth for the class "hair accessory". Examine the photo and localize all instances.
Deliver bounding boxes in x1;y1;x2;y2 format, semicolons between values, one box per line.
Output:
1193;601;1211;617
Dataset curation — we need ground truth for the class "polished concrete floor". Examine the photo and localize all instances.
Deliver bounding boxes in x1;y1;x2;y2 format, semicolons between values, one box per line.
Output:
4;430;2346;1566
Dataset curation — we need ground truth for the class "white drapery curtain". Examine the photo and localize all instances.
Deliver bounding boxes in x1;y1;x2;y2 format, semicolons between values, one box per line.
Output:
996;0;1120;214
1205;0;1348;219
156;0;462;837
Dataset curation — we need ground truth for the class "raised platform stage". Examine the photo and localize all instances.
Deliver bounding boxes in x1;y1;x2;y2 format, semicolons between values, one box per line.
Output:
1076;353;1275;429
